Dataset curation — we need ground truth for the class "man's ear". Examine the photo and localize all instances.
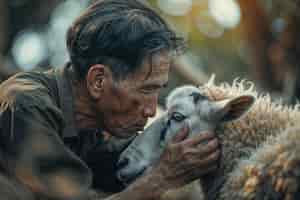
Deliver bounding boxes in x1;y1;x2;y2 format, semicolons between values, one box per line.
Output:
215;95;255;122
86;64;107;99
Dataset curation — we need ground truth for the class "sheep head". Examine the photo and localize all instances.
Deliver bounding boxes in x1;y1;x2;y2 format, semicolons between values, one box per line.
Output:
116;85;255;186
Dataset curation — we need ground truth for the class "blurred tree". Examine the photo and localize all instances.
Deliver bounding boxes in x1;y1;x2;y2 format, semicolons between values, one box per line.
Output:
239;0;300;103
238;0;275;91
0;1;10;81
0;0;8;54
269;14;300;104
4;0;61;54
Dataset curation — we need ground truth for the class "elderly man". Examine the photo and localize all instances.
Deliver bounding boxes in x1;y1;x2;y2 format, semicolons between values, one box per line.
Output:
0;0;220;199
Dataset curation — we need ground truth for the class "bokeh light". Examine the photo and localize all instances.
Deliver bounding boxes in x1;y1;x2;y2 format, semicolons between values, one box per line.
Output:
271;18;286;35
196;10;225;38
157;0;193;16
47;0;88;67
12;30;47;70
209;0;241;29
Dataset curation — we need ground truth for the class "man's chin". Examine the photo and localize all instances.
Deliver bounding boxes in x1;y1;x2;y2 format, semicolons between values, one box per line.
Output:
105;125;144;138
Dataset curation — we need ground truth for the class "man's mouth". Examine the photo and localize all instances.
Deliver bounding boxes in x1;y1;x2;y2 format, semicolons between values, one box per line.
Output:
130;125;145;132
132;121;147;130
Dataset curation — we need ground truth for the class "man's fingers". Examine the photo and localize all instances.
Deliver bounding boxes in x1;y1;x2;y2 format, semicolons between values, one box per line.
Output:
172;125;189;143
181;164;219;184
182;131;215;147
182;138;219;158
194;150;221;167
183;149;220;168
197;138;219;156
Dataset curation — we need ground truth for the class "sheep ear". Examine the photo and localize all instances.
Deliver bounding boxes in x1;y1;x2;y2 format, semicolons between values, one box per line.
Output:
216;95;255;122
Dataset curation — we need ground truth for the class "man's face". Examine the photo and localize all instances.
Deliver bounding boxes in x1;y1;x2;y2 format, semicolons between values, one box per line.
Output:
97;51;171;138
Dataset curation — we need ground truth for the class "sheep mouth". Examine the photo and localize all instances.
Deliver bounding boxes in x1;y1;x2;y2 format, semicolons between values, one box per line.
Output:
116;163;147;186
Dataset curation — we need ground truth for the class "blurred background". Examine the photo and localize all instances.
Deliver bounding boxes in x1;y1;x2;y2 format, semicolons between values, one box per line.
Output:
0;0;300;105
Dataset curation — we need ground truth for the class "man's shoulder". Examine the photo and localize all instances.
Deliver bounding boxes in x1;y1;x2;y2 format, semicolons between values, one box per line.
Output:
0;70;59;111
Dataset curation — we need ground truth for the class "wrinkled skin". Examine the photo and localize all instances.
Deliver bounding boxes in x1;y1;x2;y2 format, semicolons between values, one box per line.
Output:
75;51;170;138
117;85;255;186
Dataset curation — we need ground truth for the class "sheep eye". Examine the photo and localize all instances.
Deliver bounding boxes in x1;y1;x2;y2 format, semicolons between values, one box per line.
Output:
171;112;186;122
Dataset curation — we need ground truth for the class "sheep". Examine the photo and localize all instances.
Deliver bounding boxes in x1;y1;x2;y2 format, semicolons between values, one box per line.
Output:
219;125;300;200
117;76;300;200
116;80;255;199
199;76;300;200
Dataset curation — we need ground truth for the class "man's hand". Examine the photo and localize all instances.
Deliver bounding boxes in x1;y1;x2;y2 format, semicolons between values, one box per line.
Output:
146;126;220;192
103;127;220;200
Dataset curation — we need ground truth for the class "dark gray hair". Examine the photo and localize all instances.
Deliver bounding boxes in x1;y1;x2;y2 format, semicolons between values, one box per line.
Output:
66;0;186;80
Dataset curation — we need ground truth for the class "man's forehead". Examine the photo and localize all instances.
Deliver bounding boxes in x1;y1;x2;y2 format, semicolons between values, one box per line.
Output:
147;56;170;77
134;52;170;77
142;52;171;73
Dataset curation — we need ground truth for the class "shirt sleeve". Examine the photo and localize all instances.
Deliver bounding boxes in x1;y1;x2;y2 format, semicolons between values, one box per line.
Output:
0;102;92;199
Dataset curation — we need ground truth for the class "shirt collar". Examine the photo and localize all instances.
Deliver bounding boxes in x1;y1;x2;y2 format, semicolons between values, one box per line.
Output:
55;63;78;138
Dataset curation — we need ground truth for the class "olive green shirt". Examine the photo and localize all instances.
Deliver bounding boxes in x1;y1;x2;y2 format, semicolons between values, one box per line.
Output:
0;63;132;199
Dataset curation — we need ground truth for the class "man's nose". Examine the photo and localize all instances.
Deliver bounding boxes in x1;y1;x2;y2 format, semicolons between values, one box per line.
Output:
143;96;158;118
